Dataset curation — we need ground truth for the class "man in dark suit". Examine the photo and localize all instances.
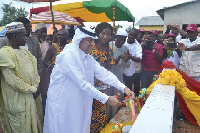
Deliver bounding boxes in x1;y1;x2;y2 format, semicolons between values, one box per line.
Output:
0;17;42;76
0;38;7;48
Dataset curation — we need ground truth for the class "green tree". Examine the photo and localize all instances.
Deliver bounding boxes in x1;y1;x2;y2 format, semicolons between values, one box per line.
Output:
0;3;29;26
115;24;122;33
125;25;132;33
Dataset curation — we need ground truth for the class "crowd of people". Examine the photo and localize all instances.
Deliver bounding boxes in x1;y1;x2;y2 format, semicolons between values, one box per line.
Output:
0;16;200;133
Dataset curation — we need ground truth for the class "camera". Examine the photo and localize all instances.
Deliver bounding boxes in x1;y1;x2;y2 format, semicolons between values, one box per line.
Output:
144;40;154;51
167;43;177;49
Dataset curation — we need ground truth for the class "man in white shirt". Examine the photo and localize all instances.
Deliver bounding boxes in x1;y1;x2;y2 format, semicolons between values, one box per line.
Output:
43;27;135;133
123;28;142;96
113;28;130;83
179;24;200;81
107;28;131;119
179;24;200;49
166;24;186;42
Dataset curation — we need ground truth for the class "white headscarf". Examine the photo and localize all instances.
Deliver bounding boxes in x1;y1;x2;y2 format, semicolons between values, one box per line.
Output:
55;27;96;75
65;27;96;49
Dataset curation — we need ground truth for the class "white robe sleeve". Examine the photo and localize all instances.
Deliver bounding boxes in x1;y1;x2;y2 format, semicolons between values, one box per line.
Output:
59;52;109;104
93;58;126;93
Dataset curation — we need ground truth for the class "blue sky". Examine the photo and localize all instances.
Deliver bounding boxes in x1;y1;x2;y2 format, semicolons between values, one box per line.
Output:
0;0;192;28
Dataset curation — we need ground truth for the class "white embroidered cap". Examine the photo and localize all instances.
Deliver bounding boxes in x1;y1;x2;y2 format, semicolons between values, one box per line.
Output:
116;28;128;36
6;22;25;34
35;23;46;31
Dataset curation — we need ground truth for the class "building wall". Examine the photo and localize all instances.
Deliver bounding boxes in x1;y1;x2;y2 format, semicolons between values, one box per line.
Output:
163;1;200;31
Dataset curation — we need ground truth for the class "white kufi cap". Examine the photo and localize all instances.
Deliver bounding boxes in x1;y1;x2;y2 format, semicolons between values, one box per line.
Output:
6;22;25;34
35;23;46;31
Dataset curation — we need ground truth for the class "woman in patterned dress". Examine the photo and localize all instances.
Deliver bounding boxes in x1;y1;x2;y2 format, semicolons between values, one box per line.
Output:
90;22;115;133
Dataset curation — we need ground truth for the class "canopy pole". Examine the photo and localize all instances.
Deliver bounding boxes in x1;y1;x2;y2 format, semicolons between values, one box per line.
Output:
133;21;135;28
112;7;116;35
50;0;56;32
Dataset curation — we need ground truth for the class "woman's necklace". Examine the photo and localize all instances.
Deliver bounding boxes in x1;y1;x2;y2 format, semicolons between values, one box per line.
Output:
96;43;107;52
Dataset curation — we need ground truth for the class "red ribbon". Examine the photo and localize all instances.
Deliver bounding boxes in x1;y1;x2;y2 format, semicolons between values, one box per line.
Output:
159;60;200;126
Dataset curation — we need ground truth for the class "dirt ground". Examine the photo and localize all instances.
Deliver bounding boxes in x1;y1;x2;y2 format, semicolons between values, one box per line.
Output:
173;105;200;133
0;105;200;133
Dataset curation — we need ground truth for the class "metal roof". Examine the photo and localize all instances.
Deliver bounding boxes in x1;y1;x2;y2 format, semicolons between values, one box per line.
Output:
135;16;164;26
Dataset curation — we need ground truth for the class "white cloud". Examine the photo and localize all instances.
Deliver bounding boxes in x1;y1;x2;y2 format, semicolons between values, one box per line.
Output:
118;0;192;19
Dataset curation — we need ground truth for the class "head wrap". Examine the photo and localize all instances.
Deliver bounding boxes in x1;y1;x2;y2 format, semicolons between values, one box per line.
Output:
6;22;25;34
35;23;46;31
116;28;128;36
69;26;96;48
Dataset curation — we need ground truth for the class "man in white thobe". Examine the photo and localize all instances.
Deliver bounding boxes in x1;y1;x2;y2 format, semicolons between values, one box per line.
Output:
43;27;135;133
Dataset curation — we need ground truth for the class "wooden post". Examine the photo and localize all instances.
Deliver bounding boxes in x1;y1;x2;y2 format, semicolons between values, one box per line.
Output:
112;7;116;35
50;0;55;32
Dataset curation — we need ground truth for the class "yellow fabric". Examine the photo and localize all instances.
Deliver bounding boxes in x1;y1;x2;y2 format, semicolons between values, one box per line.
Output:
129;99;135;122
52;2;111;22
100;120;133;133
147;70;200;125
0;26;5;31
0;46;42;133
53;1;83;11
